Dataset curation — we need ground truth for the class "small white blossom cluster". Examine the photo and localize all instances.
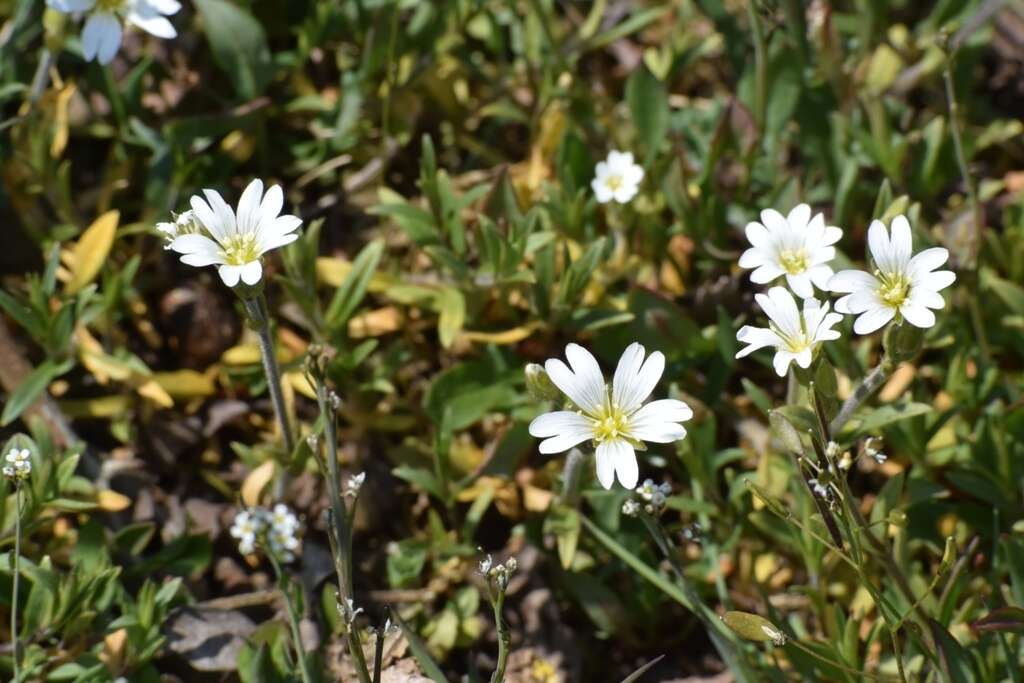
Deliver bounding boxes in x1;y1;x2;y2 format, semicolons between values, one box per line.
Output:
3;448;31;482
735;208;956;375
479;553;518;590
159;179;302;287
230;503;301;562
46;0;180;65
622;480;672;516
345;472;366;497
864;436;887;464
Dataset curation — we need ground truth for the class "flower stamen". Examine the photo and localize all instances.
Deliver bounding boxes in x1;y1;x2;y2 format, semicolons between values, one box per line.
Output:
778;248;810;275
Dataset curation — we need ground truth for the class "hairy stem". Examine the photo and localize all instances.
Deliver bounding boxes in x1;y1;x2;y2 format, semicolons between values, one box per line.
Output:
243;295;295;455
829;360;894;435
11;486;21;682
270;556;314;683
488;587;511;683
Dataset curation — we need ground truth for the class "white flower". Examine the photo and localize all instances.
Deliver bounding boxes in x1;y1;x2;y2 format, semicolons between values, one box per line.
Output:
739;204;843;299
591;151;643;204
344;472;366;497
47;0;180;65
735;286;843;376
230;509;264;556
167;179;302;288
828;215;955;334
528;343;693;490
3;448;31;481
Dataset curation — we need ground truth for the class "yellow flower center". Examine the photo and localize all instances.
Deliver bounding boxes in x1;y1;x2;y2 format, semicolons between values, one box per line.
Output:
592;406;630;443
219;233;261;266
876;270;910;307
605;174;623;191
778;248;809;275
95;0;127;11
770;323;813;354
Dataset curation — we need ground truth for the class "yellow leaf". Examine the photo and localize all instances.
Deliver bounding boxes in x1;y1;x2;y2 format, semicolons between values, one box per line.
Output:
348;306;403;338
66;210;119;294
101;628;128;672
152;369;216;399
221;344;262;365
137;379;174;408
97;490;132;512
460;323;540;345
316;257;391;290
60;395;132;418
865;44;904;95
50;83;77;159
286;371;317;400
242;460;276;507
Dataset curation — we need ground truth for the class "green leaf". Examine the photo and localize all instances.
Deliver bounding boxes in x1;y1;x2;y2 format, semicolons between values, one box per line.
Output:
436;287;465;349
543;505;581;569
390;610;448;683
325;239;385;332
971;606;1024;635
194;0;273;100
847;402;933;436
626;66;668;158
620;654;665;683
2;358;72;426
927;618;977;683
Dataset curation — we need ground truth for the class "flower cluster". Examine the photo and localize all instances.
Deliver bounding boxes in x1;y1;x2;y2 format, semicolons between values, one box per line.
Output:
345;472;366;497
479;553;518;590
46;0;180;65
735;211;955;374
622;479;673;516
3;448;31;482
528;342;693;490
160;179;303;288
230;503;301;563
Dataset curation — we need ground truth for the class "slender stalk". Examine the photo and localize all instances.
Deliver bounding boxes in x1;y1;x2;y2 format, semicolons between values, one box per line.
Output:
487;587;510;683
11;485;21;682
311;364;372;683
270;555;314;683
890;630;909;683
942;55;981;266
243;295;295;455
372;621;386;683
829;360;893;435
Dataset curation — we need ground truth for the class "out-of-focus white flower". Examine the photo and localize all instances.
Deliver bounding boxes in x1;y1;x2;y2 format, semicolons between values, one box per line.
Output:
229;509;263;556
166;179;302;288
47;0;180;65
739;204;843;299
591;151;643;204
735;287;844;376
3;448;31;482
230;503;301;562
828;215;955;334
345;472;366;497
528;342;693;490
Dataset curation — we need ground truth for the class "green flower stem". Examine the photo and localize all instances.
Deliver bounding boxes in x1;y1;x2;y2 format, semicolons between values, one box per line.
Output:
312;370;372;683
829;358;894;436
242;295;296;456
11;485;21;682
488;586;510;683
269;555;314;683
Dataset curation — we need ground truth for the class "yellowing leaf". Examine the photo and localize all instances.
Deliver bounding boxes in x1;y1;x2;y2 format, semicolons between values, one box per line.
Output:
153;369;217;399
65;210;119;294
865;44;904;95
50;83;77;159
460;323;540;345
221;344;262;365
97;490;132;512
137;380;174;408
315;257;391;290
348;306;402;338
286;371;317;400
241;460;276;507
60;395;133;418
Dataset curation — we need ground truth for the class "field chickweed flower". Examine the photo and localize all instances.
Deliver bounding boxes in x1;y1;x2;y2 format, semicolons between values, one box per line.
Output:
3;448;31;481
230;504;301;562
739;204;843;299
46;0;180;65
528;343;693;490
735;287;843;376
166;179;302;288
592;151;644;204
828;215;955;334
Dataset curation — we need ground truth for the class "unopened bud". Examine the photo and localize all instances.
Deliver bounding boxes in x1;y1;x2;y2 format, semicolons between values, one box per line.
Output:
722;611;787;646
939;536;956;573
884;322;923;362
525;364;561;401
